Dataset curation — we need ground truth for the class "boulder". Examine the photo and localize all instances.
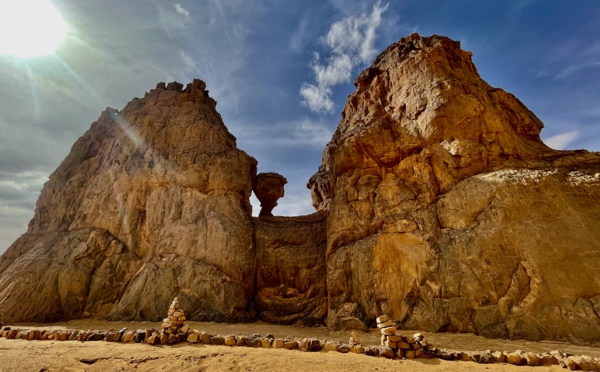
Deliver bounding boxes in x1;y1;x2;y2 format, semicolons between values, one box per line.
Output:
254;172;287;217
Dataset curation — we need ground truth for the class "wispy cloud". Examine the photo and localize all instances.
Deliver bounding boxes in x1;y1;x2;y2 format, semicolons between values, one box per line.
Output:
174;3;191;20
0;170;48;250
290;16;309;52
242;117;333;149
554;60;600;80
300;1;388;114
180;50;196;72
543;130;579;149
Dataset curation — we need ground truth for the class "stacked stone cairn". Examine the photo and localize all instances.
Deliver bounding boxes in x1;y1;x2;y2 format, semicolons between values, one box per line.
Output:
156;297;191;345
376;315;431;359
4;306;600;370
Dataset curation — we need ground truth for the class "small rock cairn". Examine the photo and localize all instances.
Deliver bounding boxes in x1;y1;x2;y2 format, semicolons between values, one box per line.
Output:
2;306;600;370
162;297;186;334
376;314;431;359
155;297;191;345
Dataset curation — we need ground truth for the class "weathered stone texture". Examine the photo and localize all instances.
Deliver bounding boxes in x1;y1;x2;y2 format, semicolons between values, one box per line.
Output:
1;33;599;347
315;33;600;344
253;212;328;325
0;79;258;322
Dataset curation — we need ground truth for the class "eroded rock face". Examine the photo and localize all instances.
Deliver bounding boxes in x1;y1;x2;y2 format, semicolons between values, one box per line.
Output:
253;212;328;325
254;172;287;217
1;33;599;346
315;33;600;344
0;80;258;322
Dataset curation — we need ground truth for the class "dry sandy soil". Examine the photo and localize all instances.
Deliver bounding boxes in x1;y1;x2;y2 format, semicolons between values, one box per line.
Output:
1;320;599;371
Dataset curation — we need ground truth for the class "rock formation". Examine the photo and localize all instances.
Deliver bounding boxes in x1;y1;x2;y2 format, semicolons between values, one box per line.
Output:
254;172;287;217
0;80;259;322
315;33;600;345
1;33;599;346
253;212;328;325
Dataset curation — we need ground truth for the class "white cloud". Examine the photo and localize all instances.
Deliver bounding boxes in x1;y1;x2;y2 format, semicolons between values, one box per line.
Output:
300;83;335;114
242;117;333;148
174;3;190;20
554;60;600;80
300;1;388;114
543;130;579;149
290;17;309;52
313;53;353;86
180;50;196;71
324;1;387;63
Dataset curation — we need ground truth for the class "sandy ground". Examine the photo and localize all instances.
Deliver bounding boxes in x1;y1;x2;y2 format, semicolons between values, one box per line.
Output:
1;320;598;371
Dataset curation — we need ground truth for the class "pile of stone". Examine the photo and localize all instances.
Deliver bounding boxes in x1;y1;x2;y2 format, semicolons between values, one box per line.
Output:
3;326;600;370
376;315;431;359
156;297;191;345
3;303;600;370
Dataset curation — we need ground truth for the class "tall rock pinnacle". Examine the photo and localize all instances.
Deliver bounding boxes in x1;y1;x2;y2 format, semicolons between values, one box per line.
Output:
0;79;258;322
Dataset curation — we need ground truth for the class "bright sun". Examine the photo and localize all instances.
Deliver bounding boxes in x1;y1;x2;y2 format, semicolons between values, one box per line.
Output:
0;0;68;58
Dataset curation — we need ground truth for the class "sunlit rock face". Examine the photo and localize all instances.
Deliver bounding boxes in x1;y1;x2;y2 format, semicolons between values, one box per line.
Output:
315;33;600;344
0;80;259;322
1;33;600;347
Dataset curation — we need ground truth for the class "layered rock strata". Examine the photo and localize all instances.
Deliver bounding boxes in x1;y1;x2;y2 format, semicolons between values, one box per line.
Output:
315;33;600;344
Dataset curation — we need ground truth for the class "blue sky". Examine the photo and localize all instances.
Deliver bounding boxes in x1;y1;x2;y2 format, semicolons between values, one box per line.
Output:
0;0;599;252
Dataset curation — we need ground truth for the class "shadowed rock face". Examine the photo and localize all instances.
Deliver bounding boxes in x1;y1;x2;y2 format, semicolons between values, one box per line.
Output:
1;34;600;346
314;33;600;345
253;212;328;325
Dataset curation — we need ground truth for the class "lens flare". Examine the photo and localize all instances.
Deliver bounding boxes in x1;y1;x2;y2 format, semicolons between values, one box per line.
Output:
0;0;68;58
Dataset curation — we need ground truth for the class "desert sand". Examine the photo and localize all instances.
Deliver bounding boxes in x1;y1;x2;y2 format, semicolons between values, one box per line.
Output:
1;320;599;371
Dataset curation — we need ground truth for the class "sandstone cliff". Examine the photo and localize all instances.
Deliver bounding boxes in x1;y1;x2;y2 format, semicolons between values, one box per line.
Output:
1;33;599;347
0;80;259;322
253;212;328;325
314;34;600;344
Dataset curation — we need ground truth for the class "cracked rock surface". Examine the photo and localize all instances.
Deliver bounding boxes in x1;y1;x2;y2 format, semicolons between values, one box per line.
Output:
315;34;600;344
0;80;259;323
1;34;600;346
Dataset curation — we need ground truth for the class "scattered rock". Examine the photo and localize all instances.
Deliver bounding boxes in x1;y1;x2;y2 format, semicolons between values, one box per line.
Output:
283;339;298;350
379;346;395;359
245;335;261;348
199;332;212;344
186;332;198;343
210;335;225;345
506;350;527;366
260;337;272;348
87;333;105;341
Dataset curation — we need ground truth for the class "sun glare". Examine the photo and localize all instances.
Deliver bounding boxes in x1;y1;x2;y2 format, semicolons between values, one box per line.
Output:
0;0;68;58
